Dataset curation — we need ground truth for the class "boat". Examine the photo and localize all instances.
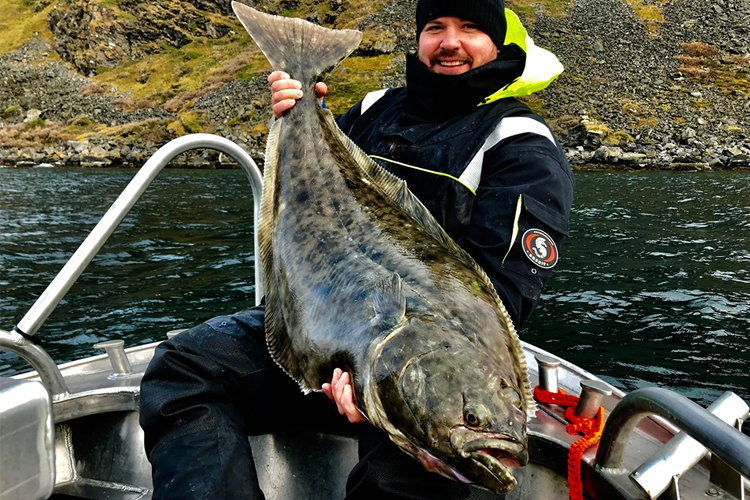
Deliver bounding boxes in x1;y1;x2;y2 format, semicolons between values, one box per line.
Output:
2;134;749;500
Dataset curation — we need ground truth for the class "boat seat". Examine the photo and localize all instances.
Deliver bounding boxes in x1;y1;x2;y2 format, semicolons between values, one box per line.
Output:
0;378;55;500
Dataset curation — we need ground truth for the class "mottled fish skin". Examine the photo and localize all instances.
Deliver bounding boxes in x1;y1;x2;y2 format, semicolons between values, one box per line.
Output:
232;2;533;494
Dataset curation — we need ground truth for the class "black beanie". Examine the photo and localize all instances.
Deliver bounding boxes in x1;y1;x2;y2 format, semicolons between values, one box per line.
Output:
416;0;507;49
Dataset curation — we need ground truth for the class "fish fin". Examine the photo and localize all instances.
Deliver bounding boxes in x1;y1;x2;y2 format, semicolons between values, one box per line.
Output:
232;2;362;87
258;119;280;293
321;111;460;252
372;273;407;327
259;119;313;392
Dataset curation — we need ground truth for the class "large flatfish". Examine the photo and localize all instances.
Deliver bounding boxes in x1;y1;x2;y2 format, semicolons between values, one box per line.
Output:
232;2;534;493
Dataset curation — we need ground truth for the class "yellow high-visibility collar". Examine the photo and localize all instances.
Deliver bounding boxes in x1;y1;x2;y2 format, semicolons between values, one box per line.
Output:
480;9;564;105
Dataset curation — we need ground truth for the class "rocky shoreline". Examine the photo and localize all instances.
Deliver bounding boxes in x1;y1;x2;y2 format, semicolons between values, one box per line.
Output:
2;135;750;171
1;0;748;171
2;103;749;170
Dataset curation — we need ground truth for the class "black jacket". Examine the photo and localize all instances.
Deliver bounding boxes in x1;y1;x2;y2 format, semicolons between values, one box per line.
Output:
335;55;574;327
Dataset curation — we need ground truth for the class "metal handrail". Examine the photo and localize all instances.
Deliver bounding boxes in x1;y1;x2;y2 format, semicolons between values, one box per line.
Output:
0;329;69;397
595;387;750;479
14;134;263;338
1;134;263;396
628;391;749;499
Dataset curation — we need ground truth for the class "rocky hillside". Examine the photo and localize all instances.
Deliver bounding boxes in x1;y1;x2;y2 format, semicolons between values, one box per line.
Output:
0;0;748;169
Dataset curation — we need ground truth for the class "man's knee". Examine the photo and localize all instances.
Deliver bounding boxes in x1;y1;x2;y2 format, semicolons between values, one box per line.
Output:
139;307;269;438
169;306;266;348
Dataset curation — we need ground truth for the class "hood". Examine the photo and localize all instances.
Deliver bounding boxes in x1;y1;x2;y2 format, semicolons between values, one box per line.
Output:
479;9;564;105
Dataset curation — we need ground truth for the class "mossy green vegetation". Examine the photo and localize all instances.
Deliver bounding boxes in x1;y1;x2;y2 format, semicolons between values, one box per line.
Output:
0;0;56;54
2;105;23;119
676;42;750;96
102;118;175;143
0;118;96;147
622;0;665;37
518;94;547;116
636;117;659;128
270;0;389;29
168;111;205;135
619;100;660;129
506;0;573;21
24;117;45;129
581;119;636;145
93;34;270;111
98;0;135;20
325;54;399;113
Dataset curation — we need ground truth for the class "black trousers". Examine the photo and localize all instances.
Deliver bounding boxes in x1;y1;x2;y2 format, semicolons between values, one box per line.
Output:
139;306;505;500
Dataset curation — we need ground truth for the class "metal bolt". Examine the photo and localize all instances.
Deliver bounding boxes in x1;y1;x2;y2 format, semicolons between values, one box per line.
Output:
94;339;133;375
574;379;612;418
535;353;561;393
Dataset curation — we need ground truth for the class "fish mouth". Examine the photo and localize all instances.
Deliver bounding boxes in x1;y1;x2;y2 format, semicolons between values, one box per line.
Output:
450;428;528;494
463;437;528;469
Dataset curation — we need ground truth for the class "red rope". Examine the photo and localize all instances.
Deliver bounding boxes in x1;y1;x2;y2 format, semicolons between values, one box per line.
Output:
534;386;605;500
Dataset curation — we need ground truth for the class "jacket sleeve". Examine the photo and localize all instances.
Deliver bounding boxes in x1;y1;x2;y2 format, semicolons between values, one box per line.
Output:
454;131;574;328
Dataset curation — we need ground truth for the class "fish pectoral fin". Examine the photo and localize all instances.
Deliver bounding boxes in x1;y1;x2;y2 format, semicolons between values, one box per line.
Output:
372;273;407;328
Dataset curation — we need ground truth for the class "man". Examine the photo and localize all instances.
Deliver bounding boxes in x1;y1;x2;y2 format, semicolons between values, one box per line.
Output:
140;0;574;498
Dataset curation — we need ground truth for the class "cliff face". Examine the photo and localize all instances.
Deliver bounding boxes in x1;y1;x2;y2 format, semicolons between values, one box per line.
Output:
48;0;234;76
0;0;748;169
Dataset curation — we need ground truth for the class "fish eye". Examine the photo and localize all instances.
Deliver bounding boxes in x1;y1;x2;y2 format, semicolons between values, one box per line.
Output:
463;405;488;428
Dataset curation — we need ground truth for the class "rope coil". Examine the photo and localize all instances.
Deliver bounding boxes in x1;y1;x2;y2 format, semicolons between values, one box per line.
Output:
534;386;605;500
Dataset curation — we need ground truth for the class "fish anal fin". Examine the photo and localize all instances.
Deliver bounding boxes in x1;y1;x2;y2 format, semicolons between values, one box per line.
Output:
260;121;314;393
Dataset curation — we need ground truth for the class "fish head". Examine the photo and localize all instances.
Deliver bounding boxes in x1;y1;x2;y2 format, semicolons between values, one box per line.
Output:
370;319;529;494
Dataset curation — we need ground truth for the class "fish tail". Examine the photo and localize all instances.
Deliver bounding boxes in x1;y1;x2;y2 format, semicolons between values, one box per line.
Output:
232;2;362;87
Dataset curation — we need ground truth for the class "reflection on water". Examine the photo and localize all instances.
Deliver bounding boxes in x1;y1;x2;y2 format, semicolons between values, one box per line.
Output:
1;169;748;406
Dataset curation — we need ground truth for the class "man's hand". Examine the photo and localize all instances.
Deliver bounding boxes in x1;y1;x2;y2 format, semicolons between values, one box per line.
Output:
321;368;367;424
268;71;328;118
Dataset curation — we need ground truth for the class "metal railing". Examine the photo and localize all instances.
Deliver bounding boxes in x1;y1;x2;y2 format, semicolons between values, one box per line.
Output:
1;134;264;395
595;387;750;498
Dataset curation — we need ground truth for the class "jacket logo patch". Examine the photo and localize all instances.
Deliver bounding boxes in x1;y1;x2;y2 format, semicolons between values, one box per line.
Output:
522;229;558;269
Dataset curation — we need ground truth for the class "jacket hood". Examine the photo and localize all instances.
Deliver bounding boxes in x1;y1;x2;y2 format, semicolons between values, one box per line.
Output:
479;9;564;105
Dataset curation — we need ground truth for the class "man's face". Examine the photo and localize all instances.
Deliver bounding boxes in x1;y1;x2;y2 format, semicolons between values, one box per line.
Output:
418;16;499;75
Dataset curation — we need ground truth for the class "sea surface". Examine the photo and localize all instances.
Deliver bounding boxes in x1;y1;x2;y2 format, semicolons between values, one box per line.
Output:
1;167;748;407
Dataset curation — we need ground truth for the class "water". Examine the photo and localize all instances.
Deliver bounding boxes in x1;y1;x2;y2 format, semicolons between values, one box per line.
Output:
524;172;750;405
0;168;257;370
1;168;748;406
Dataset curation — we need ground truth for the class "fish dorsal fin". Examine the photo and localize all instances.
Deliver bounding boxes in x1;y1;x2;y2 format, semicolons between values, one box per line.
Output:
323;111;536;416
321;111;456;249
258;119;315;389
372;273;407;328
